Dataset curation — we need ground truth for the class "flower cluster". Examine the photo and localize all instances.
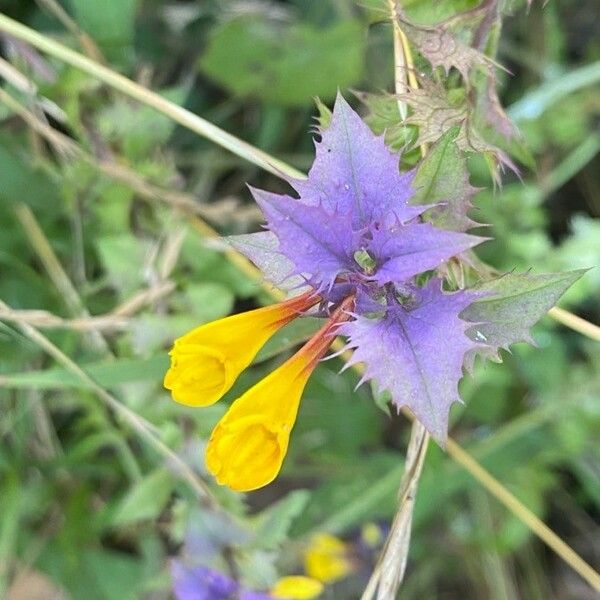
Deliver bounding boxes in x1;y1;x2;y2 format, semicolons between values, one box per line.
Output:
171;562;323;600
165;94;488;492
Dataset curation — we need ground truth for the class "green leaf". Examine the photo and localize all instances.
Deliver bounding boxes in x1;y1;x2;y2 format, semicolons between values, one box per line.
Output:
96;87;188;159
461;270;587;359
70;0;138;63
314;96;332;129
72;549;145;600
112;469;174;526
185;282;235;323
251;490;310;550
95;235;151;297
412;127;479;231
357;91;416;152
199;18;365;106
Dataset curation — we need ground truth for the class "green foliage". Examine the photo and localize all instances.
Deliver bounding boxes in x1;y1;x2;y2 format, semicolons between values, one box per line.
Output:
462;270;587;355
411;127;478;231
200;17;365;106
0;1;598;599
112;469;175;525
69;0;138;63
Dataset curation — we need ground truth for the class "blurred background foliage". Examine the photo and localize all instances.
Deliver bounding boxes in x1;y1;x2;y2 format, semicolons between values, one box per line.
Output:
0;0;598;598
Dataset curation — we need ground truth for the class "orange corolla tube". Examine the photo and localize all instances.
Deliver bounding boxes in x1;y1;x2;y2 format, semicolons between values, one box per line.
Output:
164;291;318;407
205;297;354;492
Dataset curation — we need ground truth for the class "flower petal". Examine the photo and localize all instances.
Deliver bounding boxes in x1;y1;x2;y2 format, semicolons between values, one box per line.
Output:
205;351;312;491
206;298;353;491
270;576;324;599
164;292;317;407
251;187;358;290
303;533;353;584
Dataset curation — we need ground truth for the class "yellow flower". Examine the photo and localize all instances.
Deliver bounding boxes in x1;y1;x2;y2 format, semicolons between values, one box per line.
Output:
206;296;354;492
205;337;317;491
304;533;353;583
164;292;316;407
270;576;323;599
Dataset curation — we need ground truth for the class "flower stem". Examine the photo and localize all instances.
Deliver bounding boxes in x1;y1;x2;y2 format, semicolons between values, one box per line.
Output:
360;9;431;596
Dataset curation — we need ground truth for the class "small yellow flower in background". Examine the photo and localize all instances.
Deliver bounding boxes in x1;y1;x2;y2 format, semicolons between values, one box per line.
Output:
361;522;384;548
164;291;317;407
270;576;323;599
304;533;354;584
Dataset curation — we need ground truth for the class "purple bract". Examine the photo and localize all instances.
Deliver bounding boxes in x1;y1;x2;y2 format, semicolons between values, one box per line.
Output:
171;562;272;600
230;94;488;443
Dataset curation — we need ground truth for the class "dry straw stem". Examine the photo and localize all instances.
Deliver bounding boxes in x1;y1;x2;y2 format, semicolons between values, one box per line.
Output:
0;14;304;180
13;202;110;354
548;306;600;342
0;280;175;331
0;11;598;590
34;0;104;62
361;422;429;600
0;87;251;225
387;0;409;120
362;15;430;597
0;298;218;509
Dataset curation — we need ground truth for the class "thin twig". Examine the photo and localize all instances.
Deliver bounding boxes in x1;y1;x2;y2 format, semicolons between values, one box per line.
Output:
361;422;429;600
0;280;175;331
13;203;110;354
0;87;254;224
0;308;129;331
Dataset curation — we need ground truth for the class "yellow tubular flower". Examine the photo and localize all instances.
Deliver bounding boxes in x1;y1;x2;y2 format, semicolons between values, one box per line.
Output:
164;291;317;407
270;576;324;599
304;533;353;584
206;297;354;492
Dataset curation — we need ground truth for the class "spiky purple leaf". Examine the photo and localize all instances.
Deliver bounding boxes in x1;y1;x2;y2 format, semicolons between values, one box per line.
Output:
368;222;486;285
290;93;426;229
341;280;480;443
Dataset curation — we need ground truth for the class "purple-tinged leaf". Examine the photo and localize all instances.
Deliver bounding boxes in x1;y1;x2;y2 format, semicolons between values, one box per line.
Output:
479;72;521;140
398;12;493;81
411;128;481;232
228;231;307;291
251;187;358;289
461;270;587;361
368;222;486;285
291;93;426;228
398;81;519;181
341;280;480;443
